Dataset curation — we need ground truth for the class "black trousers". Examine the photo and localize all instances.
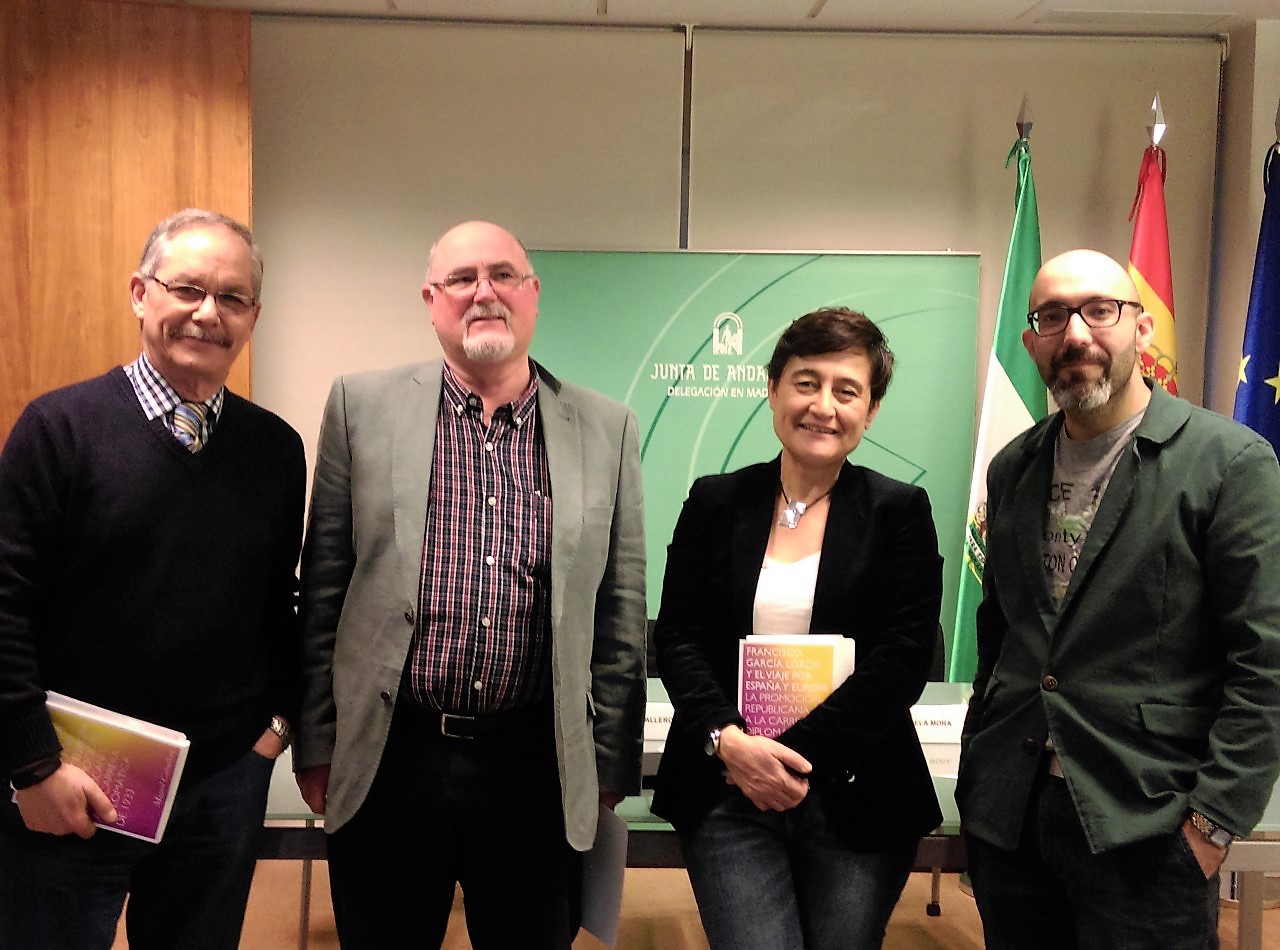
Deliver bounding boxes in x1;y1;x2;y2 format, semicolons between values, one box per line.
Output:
327;700;583;950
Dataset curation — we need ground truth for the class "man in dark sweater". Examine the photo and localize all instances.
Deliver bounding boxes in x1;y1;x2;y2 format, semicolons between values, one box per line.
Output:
0;209;306;949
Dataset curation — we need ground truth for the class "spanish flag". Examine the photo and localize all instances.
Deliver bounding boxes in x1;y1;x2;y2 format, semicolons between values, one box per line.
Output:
1128;145;1179;394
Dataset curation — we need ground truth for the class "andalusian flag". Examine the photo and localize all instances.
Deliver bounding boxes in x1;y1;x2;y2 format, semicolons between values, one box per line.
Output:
1234;141;1280;452
948;136;1047;684
1128;144;1179;394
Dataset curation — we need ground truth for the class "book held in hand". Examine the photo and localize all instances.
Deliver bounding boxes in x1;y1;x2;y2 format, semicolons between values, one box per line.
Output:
737;634;855;738
45;692;190;843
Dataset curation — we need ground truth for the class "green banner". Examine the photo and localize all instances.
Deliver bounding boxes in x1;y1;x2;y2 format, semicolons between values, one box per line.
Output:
530;250;978;652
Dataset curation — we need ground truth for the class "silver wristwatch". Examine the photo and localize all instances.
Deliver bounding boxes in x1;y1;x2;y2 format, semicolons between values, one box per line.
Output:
1189;810;1233;848
268;714;292;749
704;727;723;758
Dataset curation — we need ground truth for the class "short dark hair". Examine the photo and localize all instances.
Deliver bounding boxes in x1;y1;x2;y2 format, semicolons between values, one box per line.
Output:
766;307;895;403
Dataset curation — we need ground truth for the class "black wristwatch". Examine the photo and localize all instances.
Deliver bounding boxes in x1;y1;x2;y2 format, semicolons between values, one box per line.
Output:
1189;810;1233;848
704;727;723;758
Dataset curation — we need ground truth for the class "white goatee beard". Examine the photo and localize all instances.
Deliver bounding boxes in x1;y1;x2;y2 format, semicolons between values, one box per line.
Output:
463;335;515;363
461;302;516;363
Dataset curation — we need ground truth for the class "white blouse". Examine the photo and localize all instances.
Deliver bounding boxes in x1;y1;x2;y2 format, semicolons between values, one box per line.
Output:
752;552;820;636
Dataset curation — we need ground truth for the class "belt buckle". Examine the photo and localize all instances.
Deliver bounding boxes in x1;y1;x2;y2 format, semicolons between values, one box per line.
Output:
440;712;475;739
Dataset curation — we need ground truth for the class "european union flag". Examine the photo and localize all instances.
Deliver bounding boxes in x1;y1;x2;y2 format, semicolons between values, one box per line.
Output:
1234;142;1280;452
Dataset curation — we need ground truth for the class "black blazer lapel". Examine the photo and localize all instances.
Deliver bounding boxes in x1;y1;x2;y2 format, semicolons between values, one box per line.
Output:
728;460;778;635
810;463;870;633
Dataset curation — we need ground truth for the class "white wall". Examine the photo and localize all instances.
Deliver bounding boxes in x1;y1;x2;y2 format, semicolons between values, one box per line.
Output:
251;18;1224;475
251;18;687;453
687;31;1220;404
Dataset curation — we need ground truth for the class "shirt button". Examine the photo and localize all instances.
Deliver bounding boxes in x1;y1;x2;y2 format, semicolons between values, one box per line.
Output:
1041;674;1059;692
487;496;497;507
485;555;495;566
404;609;414;624
473;680;483;691
379;690;393;705
481;617;491;628
485;442;494;452
1023;737;1039;754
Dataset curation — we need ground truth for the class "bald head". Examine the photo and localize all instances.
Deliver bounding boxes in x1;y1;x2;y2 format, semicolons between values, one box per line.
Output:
1029;249;1140;313
421;220;541;383
1021;247;1155;438
427;221;531;280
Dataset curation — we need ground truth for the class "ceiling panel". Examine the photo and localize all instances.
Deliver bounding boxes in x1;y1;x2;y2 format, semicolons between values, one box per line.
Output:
389;0;604;20
134;0;1280;35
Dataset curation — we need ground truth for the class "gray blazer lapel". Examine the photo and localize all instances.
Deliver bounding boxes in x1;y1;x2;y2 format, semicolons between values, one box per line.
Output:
393;361;443;596
539;376;582;634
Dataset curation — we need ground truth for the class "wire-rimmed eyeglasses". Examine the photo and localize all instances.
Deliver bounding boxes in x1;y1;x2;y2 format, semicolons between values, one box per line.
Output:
427;268;535;298
145;276;256;317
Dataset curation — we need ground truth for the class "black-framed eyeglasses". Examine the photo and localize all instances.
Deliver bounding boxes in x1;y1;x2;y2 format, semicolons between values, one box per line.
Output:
1026;298;1141;337
145;276;256;317
427;267;535;298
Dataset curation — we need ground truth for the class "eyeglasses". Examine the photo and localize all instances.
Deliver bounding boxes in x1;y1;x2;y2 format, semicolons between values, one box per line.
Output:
428;267;534;298
1026;298;1141;337
145;276;256;317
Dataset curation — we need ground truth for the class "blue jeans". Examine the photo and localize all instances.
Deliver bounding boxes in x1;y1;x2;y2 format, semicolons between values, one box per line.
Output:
680;791;915;950
966;773;1220;950
0;746;274;950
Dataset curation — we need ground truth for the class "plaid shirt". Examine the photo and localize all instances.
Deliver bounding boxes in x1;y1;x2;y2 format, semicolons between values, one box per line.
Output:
407;363;553;714
124;352;223;445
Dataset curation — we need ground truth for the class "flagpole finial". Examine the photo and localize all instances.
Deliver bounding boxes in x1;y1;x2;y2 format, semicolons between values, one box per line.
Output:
1017;93;1033;140
1148;93;1167;148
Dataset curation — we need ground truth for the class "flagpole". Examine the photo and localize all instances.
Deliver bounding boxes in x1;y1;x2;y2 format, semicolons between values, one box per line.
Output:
946;97;1047;683
1128;93;1179;395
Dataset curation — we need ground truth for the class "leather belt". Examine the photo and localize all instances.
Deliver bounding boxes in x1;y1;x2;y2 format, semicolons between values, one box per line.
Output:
396;696;550;740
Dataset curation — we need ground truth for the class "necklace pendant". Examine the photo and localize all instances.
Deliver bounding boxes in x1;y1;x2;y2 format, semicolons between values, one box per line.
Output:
778;500;806;529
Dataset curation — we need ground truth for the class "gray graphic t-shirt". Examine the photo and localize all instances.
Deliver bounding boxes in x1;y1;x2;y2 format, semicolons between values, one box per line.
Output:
1043;410;1145;603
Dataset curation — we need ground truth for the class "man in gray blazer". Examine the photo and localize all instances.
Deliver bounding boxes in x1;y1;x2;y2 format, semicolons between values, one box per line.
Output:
294;221;647;949
957;249;1280;949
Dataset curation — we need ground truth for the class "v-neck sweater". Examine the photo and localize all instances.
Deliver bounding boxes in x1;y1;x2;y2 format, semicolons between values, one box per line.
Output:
0;368;306;781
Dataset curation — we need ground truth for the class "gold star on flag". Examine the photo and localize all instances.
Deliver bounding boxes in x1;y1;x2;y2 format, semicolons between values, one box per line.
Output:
1239;354;1251;384
1267;364;1280;405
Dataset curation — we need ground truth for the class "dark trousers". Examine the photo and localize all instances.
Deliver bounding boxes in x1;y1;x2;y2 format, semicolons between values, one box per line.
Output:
966;772;1220;950
327;700;583;950
0;746;274;950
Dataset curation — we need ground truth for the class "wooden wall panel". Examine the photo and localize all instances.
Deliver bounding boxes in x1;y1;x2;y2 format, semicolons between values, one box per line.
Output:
0;0;252;442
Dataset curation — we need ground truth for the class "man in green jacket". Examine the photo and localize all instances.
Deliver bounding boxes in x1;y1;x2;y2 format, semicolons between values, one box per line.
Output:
957;248;1280;949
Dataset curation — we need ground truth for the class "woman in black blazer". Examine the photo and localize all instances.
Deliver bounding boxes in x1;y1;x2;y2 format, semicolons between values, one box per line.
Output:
652;307;944;950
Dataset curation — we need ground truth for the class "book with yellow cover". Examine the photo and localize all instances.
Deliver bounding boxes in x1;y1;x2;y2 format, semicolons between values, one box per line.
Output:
45;692;190;843
737;634;855;738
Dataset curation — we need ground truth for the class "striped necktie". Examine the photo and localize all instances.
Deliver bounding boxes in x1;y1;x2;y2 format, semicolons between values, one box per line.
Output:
172;401;209;453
